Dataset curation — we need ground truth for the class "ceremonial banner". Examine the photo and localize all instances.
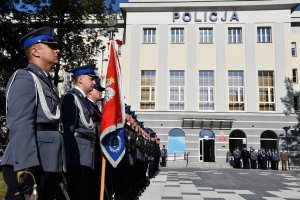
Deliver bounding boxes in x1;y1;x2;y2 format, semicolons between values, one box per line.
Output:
100;40;125;168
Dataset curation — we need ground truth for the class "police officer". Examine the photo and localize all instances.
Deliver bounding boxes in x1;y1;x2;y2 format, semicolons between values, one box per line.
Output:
61;64;98;200
240;147;250;169
87;78;105;200
161;145;168;167
257;149;262;169
155;138;161;172
233;147;241;169
1;27;66;200
250;147;258;169
271;149;280;170
260;148;268;170
266;149;272;169
280;149;288;171
148;131;160;178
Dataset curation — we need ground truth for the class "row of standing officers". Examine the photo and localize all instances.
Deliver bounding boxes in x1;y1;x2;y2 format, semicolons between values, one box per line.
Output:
0;26;160;200
232;147;289;171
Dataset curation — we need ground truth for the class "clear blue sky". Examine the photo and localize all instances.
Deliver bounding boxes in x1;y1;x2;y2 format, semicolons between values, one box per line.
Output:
16;1;300;12
113;0;127;11
114;1;300;11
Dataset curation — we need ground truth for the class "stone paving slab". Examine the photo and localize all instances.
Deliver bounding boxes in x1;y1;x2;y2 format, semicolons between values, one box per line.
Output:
139;167;300;200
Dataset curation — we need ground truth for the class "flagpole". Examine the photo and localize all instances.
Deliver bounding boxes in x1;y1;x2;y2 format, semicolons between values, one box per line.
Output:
100;14;118;200
100;156;106;200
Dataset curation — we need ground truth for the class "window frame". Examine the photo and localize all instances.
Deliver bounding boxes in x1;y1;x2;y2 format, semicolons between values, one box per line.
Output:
228;27;242;44
292;68;298;83
169;70;185;110
143;28;156;44
292;42;297;57
199;28;213;44
140;70;156;110
258;71;275;111
257;27;272;43
294;96;299;113
199;70;215;111
228;70;245;111
171;27;184;44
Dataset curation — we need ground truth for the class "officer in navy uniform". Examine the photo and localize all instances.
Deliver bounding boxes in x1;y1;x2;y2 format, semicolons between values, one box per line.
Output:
240;147;250;169
148;131;160;178
250;147;257;169
61;64;98;200
1;27;66;200
260;148;268;170
233;147;241;168
87;78;105;200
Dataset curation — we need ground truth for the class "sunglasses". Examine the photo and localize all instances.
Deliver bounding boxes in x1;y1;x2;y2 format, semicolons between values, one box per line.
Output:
38;41;60;50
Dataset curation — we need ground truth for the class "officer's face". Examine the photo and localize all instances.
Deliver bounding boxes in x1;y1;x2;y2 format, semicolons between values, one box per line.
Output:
34;43;60;65
130;117;136;124
80;75;95;93
92;88;103;101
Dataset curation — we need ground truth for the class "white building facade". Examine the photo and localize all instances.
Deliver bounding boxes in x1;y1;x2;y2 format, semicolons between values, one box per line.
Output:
117;0;300;164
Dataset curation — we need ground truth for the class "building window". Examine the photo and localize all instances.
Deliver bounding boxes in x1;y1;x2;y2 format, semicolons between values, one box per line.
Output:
140;70;156;110
228;27;242;44
169;70;184;110
258;71;275;111
143;28;156;44
292;42;297;57
199;28;213;44
199;70;214;110
228;71;244;111
294;96;299;112
257;27;272;43
171;28;184;43
293;68;298;83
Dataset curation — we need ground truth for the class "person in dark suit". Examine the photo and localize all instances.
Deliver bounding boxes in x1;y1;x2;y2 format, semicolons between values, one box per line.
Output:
233;147;241;168
240;147;250;169
1;26;66;200
148;132;160;178
161;145;168;167
260;148;268;170
61;64;98;200
154;138;161;172
87;78;105;200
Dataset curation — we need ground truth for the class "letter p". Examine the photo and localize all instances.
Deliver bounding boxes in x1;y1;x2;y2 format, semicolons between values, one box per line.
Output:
173;12;180;22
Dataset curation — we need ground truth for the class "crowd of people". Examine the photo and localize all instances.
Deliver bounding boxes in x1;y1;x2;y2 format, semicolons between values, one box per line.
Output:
0;26;164;200
231;146;289;171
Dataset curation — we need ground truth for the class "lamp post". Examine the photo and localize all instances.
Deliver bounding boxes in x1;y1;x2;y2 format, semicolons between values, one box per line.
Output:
282;126;290;170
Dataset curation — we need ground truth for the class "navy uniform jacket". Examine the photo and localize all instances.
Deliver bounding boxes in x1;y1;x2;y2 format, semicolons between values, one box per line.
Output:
88;99;102;163
1;64;66;172
61;88;96;169
89;100;101;134
151;141;161;158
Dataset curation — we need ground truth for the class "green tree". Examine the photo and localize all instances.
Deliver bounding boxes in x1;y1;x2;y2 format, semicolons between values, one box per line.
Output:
0;0;116;118
281;77;300;129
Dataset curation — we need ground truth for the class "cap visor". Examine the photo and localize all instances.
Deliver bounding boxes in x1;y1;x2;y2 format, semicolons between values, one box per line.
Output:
88;74;99;79
40;41;60;49
98;87;105;92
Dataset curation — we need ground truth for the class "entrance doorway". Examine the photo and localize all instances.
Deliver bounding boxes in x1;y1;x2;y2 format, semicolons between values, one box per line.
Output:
260;131;278;150
199;129;215;162
229;130;246;153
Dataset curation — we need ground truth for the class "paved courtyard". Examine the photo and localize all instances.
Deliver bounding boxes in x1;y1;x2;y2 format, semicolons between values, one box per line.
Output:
140;164;300;200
